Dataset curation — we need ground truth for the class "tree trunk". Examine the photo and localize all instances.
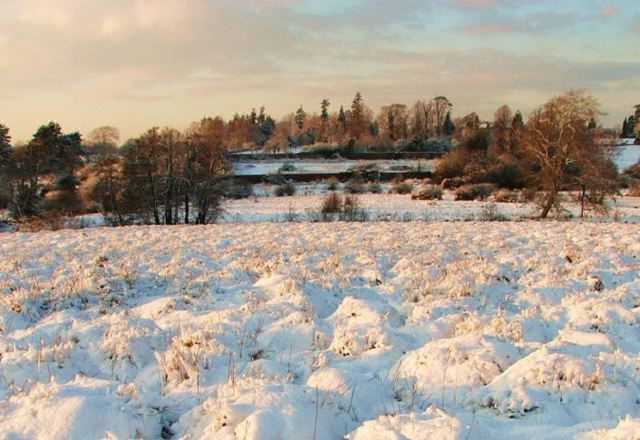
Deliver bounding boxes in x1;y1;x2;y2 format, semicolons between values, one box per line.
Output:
184;192;189;224
148;173;160;225
540;189;556;218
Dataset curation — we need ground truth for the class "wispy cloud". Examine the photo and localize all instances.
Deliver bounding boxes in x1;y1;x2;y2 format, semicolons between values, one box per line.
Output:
0;0;637;141
451;0;504;10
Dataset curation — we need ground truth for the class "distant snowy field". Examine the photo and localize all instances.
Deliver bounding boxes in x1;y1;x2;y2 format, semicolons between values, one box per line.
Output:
223;191;640;223
1;222;639;439
615;142;640;170
232;159;434;176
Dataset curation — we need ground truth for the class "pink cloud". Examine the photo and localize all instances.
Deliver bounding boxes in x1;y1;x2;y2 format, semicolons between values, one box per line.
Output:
601;4;618;18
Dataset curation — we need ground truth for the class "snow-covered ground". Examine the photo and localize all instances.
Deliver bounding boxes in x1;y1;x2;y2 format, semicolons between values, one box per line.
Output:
231;142;638;176
232;159;434;176
1;222;639;439
222;190;640;223
614;142;640;170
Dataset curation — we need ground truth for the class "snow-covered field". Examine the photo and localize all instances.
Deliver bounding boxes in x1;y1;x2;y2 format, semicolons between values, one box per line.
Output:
232;159;434;176
223;191;640;223
1;222;639;439
615;143;640;170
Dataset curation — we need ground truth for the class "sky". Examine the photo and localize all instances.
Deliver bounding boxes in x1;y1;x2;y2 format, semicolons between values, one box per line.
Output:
0;0;639;143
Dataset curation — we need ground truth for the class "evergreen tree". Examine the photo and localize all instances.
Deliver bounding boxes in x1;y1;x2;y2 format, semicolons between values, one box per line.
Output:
257;106;266;124
338;105;347;134
626;116;636;138
294;106;306;130
512;111;524;131
443;111;455;136
5;122;84;218
588;117;597;129
349;91;366;139
320;99;330;122
252;107;275;146
0;123;11;166
433;96;452;136
621;117;629;138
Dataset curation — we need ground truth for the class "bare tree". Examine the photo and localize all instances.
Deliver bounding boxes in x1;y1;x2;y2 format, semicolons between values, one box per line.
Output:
348;92;368;140
377;104;408;141
521;90;605;218
492;105;513;156
85;126;120;159
88;156;126;225
433;96;452;136
187;118;228;224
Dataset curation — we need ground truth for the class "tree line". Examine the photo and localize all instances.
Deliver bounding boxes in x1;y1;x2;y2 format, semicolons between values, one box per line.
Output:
0;119;228;225
0;90;637;224
433;91;628;218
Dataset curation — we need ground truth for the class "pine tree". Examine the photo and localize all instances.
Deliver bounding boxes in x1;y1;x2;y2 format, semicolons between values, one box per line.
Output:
443;111;455;136
512;111;524;131
621;117;629;138
257;106;266;124
338;105;347;134
349;92;366;139
295;106;306;130
588;117;597;129
253;107;275;146
321;99;330;122
627;116;636;138
0;123;11;166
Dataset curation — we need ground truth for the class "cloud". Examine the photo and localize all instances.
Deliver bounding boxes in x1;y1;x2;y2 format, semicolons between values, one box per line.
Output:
601;5;618;18
456;10;581;35
451;0;503;10
0;0;636;141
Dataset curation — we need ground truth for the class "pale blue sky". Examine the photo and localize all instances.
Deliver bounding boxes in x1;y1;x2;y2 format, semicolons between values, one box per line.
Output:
0;0;638;142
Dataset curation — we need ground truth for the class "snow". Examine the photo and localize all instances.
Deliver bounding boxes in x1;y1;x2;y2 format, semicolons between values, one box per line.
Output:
232;159;434;176
0;222;638;439
614;143;640;170
222;191;640;223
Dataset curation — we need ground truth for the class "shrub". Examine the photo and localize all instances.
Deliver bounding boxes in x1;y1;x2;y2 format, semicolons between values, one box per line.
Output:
412;185;443;200
344;173;365;194
279;162;296;172
14;211;66;232
284;204;299;222
440;178;465;190
340;195;368;222
434;147;469;181
317;194;368;222
628;181;640;197
390;180;414;194
487;164;524;189
274;182;296;197
493;189;519;203
224;181;253;199
403;138;451;153
326;177;339;191
320;192;342;220
465;131;491;152
265;173;287;185
455;184;495;201
367;181;382;193
480;203;508;221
